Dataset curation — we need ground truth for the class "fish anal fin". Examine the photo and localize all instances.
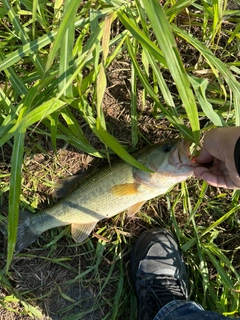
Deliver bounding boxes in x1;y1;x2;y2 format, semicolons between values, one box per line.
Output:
111;183;139;196
71;222;96;243
127;201;145;217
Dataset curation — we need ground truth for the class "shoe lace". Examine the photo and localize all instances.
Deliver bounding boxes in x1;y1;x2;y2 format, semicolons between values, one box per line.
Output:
138;275;186;318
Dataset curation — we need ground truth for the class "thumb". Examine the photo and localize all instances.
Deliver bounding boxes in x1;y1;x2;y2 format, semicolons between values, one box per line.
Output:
195;147;214;163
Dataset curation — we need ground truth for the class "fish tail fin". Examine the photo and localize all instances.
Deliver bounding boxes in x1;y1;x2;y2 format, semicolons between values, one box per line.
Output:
15;210;42;253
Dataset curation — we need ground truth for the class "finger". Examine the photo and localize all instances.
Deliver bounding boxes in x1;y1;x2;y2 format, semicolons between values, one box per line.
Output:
194;167;239;189
229;174;240;189
195;147;214;164
194;167;214;182
194;168;225;187
194;166;212;178
207;175;234;188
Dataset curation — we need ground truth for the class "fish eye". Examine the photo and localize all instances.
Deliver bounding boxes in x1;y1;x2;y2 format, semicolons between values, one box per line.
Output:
162;143;171;152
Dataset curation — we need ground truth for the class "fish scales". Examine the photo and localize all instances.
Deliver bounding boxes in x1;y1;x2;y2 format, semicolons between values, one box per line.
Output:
43;161;138;223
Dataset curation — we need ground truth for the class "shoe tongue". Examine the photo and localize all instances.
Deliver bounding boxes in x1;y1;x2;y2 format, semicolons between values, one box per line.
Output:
139;243;176;277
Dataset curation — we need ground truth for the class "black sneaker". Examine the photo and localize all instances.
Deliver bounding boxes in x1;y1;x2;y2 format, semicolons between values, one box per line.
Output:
131;228;189;320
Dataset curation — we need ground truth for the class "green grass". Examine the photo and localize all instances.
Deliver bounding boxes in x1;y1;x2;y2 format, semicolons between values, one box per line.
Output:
0;0;240;318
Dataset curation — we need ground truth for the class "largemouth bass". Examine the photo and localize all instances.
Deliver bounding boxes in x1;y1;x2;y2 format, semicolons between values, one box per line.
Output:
15;139;196;252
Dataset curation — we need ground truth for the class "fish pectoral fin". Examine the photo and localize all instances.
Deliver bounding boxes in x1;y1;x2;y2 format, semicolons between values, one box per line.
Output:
110;183;140;196
127;201;146;217
71;222;96;243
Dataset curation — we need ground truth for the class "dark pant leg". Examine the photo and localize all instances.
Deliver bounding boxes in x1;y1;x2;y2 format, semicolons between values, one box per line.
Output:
153;300;238;320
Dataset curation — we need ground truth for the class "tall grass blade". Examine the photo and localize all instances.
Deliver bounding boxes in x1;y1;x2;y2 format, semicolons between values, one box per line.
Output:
212;0;224;43
141;0;200;142
53;0;64;29
130;37;138;147
172;25;240;97
96;13;115;128
0;35;54;72
7;130;25;272
143;49;175;108
58;0;78;98
32;0;38;40
2;0;44;75
234;94;240;126
0;88;14;113
6;86;42;270
18;0;48;30
50;111;59;152
189;76;225;126
165;0;195;21
45;0;82;72
206;243;240;281
205;249;235;293
118;11;167;67
0;98;66;148
111;259;124;319
0;50;28;96
96;119;152;172
200;205;240;238
60;106;88;140
126;37;195;142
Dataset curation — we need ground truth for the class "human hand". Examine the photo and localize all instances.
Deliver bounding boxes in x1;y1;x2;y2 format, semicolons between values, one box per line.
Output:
193;127;240;189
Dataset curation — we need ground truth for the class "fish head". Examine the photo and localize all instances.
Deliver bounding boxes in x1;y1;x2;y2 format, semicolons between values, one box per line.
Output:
135;139;197;190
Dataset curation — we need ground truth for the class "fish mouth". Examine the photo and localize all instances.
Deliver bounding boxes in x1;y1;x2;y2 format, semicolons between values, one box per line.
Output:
170;139;198;171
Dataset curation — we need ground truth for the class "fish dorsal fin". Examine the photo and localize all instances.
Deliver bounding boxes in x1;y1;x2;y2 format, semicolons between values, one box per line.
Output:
110;183;139;196
53;174;85;199
71;222;96;243
127;201;145;217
